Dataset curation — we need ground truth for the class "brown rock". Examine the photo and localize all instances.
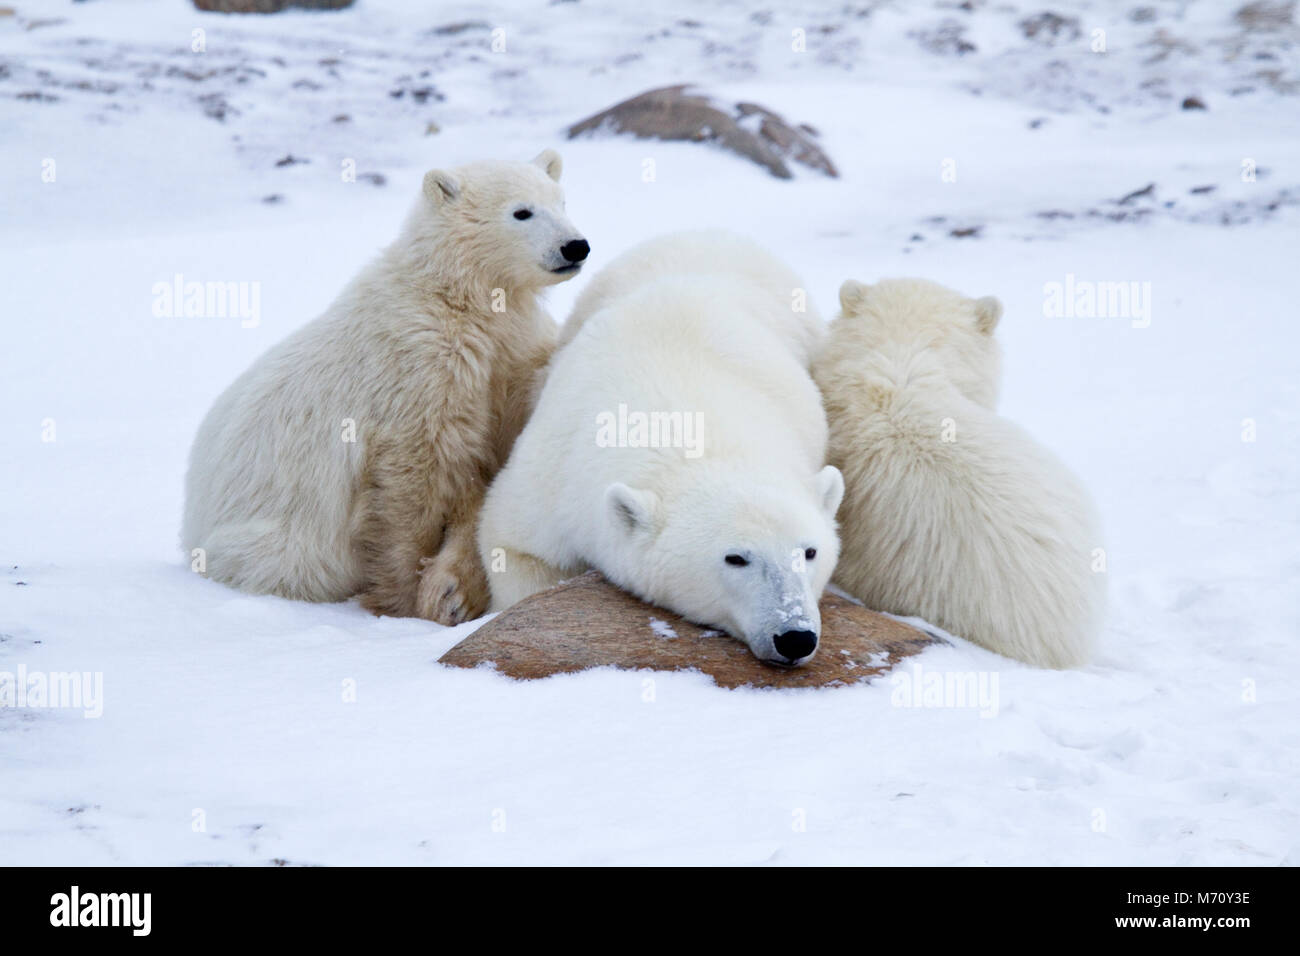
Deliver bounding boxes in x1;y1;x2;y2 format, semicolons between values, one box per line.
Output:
567;85;838;180
439;571;939;690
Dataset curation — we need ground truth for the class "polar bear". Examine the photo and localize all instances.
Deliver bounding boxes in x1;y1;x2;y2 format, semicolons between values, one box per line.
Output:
556;230;825;368
182;150;588;624
478;232;844;666
812;278;1105;668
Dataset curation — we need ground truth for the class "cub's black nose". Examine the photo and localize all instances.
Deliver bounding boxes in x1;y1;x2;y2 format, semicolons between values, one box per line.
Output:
774;630;817;662
560;239;590;263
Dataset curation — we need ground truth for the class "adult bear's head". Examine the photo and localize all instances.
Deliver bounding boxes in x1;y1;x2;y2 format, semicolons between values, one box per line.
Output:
603;465;844;666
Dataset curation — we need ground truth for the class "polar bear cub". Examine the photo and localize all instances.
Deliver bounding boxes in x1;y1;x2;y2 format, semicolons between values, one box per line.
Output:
478;232;843;666
812;278;1105;668
182;151;588;624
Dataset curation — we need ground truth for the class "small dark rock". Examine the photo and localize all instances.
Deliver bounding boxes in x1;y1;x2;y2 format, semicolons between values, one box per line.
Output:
429;20;490;36
913;19;977;55
198;92;234;122
192;1;355;11
1235;1;1295;31
1182;95;1207;110
1117;182;1156;204
1020;11;1082;44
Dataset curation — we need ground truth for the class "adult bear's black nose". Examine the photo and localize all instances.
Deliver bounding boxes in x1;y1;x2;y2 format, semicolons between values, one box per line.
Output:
774;630;818;662
560;239;590;263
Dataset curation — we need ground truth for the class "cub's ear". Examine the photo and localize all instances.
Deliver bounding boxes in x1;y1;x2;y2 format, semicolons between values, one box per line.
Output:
974;295;1003;334
838;280;870;315
815;465;845;518
532;149;563;182
423;169;460;205
605;483;659;535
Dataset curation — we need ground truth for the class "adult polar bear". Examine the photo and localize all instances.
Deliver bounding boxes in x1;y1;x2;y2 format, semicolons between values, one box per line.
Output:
478;232;844;666
183;151;588;624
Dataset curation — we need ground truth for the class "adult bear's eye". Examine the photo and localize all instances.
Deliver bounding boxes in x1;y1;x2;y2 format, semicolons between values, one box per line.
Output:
725;554;749;567
513;208;533;220
805;548;817;560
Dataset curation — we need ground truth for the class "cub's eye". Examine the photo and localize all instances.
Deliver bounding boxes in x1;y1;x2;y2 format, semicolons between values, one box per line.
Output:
805;548;817;560
724;554;749;567
513;208;533;220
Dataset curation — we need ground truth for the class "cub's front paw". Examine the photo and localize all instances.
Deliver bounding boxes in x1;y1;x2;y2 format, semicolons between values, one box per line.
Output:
417;550;490;626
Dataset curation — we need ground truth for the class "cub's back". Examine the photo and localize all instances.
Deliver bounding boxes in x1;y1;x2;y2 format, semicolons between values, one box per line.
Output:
824;372;1102;668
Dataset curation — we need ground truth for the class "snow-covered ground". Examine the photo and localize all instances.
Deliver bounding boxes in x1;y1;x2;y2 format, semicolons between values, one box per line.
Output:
1;0;1297;865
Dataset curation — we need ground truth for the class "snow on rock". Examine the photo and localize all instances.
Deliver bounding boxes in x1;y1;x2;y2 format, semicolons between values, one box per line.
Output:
649;618;678;640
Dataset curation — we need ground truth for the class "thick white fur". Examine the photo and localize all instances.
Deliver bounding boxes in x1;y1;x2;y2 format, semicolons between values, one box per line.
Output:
479;231;843;665
813;278;1105;668
183;151;585;623
557;230;826;367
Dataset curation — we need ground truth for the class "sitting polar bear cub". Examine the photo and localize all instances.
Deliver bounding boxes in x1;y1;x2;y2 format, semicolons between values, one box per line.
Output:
478;231;844;666
183;151;588;624
813;278;1105;668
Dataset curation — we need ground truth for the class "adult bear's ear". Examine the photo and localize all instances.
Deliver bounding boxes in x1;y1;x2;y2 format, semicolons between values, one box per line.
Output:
838;280;870;315
605;483;658;535
974;296;1003;334
423;169;460;205
532;149;563;182
815;465;844;518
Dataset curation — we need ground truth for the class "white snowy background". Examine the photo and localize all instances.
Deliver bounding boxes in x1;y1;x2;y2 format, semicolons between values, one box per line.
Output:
1;0;1297;865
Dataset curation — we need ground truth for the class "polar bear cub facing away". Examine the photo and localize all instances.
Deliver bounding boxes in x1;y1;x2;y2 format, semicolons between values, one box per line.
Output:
183;151;588;624
479;232;844;665
813;279;1104;668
